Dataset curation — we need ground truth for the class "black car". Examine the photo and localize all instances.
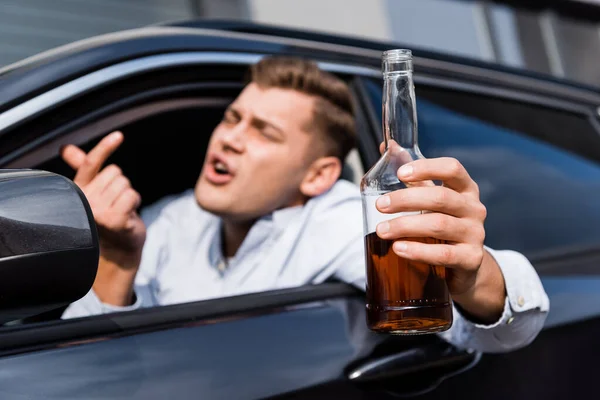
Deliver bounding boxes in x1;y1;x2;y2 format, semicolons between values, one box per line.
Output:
0;20;598;400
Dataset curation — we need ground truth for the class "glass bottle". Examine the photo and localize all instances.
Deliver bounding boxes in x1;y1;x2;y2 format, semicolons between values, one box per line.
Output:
360;49;452;335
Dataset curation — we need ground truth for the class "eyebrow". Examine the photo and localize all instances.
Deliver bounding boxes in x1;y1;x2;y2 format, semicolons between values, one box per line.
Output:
228;104;285;139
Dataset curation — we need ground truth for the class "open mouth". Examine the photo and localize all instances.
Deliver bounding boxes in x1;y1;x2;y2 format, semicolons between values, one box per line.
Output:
214;161;230;175
204;154;235;184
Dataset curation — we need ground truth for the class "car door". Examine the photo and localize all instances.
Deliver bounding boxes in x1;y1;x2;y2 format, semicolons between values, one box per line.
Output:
353;69;600;399
0;41;490;400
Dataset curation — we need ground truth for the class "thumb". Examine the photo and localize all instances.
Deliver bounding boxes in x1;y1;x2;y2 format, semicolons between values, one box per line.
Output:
60;144;87;170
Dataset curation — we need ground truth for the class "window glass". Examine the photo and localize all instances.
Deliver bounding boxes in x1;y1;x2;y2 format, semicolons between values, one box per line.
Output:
365;79;600;256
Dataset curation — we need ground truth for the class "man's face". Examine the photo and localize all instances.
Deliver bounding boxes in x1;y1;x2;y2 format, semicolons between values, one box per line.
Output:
195;83;322;222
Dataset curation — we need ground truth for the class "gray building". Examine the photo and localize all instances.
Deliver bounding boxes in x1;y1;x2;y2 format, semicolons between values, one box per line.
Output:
1;0;600;87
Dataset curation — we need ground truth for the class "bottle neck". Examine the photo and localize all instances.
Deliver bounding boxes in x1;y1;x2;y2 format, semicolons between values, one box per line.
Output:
382;69;418;151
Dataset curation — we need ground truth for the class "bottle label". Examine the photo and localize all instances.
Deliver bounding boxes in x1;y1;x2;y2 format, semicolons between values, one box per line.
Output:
361;193;421;235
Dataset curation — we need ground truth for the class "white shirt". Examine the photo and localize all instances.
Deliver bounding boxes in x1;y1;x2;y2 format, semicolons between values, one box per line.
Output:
64;181;549;353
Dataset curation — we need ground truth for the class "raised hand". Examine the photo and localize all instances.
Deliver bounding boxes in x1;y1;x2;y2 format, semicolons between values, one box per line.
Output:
61;131;146;305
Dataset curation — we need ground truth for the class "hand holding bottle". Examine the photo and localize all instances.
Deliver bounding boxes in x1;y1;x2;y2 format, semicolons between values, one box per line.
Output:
375;157;492;283
361;49;505;334
374;149;506;324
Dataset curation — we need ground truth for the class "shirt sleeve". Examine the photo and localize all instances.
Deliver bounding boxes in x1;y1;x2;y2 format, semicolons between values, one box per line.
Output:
60;286;146;319
438;246;550;353
61;196;176;319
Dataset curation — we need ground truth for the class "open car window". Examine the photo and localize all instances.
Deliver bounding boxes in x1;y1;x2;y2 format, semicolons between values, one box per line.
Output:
0;61;373;329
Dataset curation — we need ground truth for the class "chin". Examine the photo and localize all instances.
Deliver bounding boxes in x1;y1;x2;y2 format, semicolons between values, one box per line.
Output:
195;190;268;224
194;185;242;221
195;187;223;214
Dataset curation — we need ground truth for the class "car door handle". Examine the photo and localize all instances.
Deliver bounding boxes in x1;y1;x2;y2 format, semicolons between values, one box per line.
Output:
346;342;480;397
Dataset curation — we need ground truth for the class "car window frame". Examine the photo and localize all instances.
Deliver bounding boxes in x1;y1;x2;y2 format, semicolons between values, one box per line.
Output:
357;73;600;145
0;51;381;166
0;283;361;357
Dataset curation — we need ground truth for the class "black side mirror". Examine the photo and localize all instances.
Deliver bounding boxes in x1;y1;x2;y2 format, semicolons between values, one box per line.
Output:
0;170;98;324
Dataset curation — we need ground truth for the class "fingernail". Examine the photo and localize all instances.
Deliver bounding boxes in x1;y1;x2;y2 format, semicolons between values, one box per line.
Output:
377;221;390;234
377;195;391;209
393;242;408;253
110;131;123;142
398;165;413;178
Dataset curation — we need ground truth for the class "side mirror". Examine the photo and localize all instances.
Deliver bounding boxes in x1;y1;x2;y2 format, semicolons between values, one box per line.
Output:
0;170;98;324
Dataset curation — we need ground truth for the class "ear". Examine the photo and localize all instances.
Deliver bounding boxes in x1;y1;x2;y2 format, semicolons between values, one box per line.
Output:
299;156;342;198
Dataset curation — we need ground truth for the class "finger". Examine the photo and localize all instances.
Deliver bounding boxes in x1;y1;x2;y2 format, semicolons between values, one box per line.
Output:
86;164;123;196
376;213;475;243
391;241;481;269
113;188;141;214
378;141;433;188
376;186;475;217
60;145;87;170
101;175;131;206
397;157;478;194
74;131;124;185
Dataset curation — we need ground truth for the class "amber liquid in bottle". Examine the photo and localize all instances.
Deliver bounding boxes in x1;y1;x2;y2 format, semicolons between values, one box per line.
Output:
364;233;452;333
361;49;452;334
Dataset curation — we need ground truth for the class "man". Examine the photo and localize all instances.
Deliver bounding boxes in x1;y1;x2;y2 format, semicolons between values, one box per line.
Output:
62;56;549;353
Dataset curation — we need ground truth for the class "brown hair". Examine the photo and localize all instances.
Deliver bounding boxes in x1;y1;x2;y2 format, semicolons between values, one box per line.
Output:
249;56;357;161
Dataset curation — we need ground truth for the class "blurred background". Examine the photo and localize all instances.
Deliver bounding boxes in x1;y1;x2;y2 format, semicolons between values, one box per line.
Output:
2;0;600;86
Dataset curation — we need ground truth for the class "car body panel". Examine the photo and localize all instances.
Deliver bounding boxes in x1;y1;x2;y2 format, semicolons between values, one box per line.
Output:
0;299;370;400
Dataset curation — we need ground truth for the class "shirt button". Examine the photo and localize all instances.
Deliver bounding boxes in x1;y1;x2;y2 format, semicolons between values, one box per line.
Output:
517;296;525;307
507;316;515;325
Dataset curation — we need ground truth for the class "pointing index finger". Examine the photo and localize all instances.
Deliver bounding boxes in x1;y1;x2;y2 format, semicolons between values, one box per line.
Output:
60;144;87;170
74;131;124;185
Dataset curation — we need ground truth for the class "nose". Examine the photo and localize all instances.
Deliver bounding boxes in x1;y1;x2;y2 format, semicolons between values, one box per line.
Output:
219;122;247;153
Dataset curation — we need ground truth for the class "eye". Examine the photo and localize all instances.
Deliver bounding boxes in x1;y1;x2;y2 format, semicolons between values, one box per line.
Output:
260;129;278;141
